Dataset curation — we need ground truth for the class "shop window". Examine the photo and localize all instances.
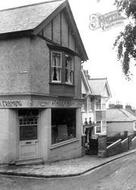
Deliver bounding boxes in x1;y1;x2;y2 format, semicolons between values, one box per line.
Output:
18;109;38;141
51;109;76;144
51;51;74;85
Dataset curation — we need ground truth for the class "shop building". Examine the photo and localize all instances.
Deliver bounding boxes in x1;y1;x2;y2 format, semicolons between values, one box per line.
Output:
0;0;88;164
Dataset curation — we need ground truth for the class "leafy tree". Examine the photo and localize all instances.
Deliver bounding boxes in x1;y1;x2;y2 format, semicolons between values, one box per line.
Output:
114;0;136;78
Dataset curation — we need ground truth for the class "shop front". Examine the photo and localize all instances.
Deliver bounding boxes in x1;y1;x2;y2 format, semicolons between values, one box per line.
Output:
0;97;83;164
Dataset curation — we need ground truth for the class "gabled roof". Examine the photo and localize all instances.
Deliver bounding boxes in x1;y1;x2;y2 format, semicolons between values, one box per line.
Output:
81;69;92;95
0;0;64;34
0;0;88;61
88;78;111;98
106;108;136;122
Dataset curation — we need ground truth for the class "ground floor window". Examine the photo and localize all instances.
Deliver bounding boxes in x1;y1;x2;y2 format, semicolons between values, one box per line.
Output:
51;108;76;144
18;109;39;141
95;121;102;134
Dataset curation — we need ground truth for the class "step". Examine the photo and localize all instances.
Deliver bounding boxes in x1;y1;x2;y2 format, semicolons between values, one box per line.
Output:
15;158;44;166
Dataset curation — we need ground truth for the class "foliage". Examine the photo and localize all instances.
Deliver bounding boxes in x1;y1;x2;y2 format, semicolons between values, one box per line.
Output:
114;0;136;78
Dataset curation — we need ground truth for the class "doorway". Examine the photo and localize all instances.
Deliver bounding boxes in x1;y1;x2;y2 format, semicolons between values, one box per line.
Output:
18;109;39;160
85;126;98;155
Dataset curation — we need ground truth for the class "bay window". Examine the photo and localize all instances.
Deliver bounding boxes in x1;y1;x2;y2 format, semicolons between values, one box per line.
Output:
51;51;74;85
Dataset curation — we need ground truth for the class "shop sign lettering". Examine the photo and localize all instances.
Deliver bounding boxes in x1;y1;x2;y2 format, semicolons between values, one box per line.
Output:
0;100;22;107
51;100;72;107
36;99;83;108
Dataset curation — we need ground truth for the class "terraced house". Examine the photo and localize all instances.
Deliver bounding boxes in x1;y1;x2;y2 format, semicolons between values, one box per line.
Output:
0;0;88;164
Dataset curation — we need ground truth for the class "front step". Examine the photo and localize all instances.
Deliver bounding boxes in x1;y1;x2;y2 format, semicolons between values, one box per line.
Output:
15;158;44;166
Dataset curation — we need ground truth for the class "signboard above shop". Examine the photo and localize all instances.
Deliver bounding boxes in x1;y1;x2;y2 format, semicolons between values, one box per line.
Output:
0;100;31;108
0;97;83;108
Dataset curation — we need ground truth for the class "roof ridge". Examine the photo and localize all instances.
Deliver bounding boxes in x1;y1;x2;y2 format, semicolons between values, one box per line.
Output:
0;0;64;12
119;109;130;118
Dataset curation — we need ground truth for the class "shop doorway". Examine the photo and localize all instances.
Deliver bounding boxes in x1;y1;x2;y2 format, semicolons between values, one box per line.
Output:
18;109;39;160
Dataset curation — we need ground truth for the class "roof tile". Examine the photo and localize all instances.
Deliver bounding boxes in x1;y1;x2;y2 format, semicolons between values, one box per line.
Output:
106;108;136;122
0;0;64;34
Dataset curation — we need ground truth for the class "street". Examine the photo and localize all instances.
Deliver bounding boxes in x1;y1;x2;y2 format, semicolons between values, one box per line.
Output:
0;153;136;190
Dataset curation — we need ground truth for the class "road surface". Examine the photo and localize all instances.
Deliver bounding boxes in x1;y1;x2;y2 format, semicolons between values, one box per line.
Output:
0;153;136;190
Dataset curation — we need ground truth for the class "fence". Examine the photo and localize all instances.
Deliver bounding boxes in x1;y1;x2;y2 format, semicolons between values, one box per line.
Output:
106;135;136;157
106;139;122;157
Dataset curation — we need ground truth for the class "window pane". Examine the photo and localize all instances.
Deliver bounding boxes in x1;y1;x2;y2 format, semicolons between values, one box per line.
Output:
96;126;101;133
51;52;62;82
52;68;61;81
18;109;38;141
52;52;61;67
70;71;74;83
64;54;74;84
51;109;76;144
20;125;37;140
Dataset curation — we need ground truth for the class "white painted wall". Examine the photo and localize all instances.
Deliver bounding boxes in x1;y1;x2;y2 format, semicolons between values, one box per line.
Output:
107;122;134;137
39;108;51;162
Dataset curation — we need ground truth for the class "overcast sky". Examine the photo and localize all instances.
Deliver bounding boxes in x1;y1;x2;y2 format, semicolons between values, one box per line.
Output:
0;0;136;107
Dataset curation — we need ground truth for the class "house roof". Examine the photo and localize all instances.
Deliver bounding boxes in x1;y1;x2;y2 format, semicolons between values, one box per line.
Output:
0;0;64;34
88;78;111;97
0;0;88;61
106;108;136;122
81;69;92;95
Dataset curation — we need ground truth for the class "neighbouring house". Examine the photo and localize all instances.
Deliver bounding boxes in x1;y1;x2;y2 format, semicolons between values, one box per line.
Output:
0;0;88;164
106;108;136;137
81;69;111;154
81;69;111;136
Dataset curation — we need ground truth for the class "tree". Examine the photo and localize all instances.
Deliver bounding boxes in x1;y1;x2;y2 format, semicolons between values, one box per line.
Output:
114;0;136;78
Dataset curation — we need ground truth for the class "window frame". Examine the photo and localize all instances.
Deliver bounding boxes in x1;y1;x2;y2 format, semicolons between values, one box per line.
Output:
95;121;102;134
64;54;74;85
51;51;62;83
50;50;74;85
51;108;76;144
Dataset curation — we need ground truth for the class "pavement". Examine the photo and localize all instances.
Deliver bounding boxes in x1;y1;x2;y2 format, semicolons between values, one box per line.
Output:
0;149;136;178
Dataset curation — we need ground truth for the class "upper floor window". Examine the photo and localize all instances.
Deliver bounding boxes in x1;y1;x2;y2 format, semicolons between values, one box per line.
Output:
51;52;62;83
65;54;74;84
95;99;106;110
51;51;74;85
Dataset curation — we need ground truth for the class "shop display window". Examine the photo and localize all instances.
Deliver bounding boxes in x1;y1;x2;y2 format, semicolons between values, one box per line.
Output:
51;108;76;144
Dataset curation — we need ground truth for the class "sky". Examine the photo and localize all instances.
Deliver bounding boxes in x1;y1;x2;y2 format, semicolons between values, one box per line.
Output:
0;0;136;108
